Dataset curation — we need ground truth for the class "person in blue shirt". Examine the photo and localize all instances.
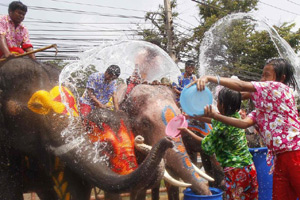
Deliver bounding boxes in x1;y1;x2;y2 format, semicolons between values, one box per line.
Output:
173;60;197;103
80;65;120;116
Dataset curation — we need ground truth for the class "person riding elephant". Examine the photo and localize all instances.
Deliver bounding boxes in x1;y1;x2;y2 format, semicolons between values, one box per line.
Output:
0;1;35;59
80;65;121;116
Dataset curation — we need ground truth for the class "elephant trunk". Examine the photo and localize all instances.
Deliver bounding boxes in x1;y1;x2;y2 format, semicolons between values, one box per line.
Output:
165;137;212;195
53;136;173;193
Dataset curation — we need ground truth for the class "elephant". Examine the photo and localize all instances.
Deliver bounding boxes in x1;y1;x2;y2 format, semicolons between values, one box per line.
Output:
120;84;216;199
0;58;174;200
180;119;225;190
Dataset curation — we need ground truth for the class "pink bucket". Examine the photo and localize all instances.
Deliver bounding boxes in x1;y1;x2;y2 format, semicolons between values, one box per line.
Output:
165;114;188;138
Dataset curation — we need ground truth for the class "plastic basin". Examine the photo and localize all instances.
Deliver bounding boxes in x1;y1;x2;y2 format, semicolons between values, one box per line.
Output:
180;84;213;116
183;187;223;200
165;114;188;137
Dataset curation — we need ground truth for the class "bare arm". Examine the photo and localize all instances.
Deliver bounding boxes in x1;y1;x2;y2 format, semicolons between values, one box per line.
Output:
204;105;255;129
112;92;119;111
190;75;256;93
87;88;107;109
0;35;14;58
178;127;203;143
241;92;251;100
188;115;212;124
172;86;181;95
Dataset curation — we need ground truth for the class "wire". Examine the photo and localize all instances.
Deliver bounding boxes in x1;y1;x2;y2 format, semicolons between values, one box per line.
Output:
0;3;145;19
259;1;300;16
287;0;300;7
48;0;149;13
26;20;151;25
29;29;138;32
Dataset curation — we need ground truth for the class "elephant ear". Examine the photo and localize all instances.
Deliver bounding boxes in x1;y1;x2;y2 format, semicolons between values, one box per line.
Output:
27;90;65;115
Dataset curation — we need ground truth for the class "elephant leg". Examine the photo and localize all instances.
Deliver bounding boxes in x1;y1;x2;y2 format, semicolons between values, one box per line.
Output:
165;181;179;200
0;165;23;200
59;167;91;200
151;186;160;200
130;189;147;200
0;150;23;200
104;192;122;200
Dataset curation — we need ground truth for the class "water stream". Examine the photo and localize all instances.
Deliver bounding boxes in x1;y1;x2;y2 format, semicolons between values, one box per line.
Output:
199;12;300;92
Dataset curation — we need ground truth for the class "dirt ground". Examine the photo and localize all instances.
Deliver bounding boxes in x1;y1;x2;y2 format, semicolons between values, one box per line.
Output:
23;188;185;200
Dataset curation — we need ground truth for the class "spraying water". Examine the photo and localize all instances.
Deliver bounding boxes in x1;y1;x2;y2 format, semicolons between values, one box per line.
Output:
57;40;181;163
199;12;300;89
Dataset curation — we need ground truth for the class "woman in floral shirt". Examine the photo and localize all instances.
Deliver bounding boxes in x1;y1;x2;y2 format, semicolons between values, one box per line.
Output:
192;58;300;200
180;87;258;200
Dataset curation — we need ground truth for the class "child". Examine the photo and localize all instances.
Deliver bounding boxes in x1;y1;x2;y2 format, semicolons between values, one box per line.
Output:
192;58;300;200
180;87;259;200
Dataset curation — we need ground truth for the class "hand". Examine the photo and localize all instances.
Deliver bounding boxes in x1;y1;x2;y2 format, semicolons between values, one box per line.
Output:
196;76;209;91
186;76;208;91
4;52;16;59
177;127;188;132
97;102;108;109
204;105;217;118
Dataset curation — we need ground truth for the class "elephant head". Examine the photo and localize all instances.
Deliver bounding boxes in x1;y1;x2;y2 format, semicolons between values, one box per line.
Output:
0;58;174;197
121;84;213;195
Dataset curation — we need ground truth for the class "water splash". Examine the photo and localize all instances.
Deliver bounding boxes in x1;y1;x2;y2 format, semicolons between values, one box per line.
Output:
199;12;300;88
57;40;181;164
60;40;180;86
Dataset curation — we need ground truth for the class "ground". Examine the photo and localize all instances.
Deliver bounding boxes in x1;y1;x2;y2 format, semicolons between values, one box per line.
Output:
23;188;185;200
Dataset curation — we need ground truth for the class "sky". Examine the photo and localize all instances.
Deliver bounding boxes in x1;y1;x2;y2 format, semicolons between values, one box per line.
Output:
0;0;300;60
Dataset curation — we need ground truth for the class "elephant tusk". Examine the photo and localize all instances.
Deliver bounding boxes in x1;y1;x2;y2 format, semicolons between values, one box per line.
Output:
163;170;192;187
192;163;215;182
135;136;214;182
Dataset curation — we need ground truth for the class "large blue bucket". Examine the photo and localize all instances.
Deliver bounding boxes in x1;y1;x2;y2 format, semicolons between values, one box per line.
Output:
183;187;223;200
249;147;273;200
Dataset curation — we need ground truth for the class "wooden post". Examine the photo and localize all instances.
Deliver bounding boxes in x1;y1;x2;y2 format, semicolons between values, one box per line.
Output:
164;0;176;61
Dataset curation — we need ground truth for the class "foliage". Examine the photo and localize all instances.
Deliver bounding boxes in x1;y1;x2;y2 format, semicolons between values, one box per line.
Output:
138;0;300;81
137;0;192;62
43;59;69;71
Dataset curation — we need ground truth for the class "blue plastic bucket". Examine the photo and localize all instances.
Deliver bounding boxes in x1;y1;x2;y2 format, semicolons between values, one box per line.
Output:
183;187;223;200
249;147;273;200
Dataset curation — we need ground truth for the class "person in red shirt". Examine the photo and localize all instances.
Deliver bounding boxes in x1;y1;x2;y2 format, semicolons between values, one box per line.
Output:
0;1;35;59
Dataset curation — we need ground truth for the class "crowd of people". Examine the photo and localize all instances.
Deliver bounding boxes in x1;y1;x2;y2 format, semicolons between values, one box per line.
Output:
2;1;300;200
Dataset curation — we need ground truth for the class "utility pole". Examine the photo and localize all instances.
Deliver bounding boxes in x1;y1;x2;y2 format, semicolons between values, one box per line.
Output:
164;0;176;61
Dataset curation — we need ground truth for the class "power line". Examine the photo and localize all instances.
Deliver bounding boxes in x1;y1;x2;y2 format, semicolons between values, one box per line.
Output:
30;33;138;36
287;0;300;7
177;17;197;28
259;1;300;16
29;29;138;32
190;0;225;11
26;20;150;25
48;0;149;13
0;3;145;19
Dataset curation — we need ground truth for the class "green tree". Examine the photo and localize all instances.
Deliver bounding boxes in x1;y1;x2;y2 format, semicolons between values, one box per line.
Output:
138;0;300;81
137;0;193;62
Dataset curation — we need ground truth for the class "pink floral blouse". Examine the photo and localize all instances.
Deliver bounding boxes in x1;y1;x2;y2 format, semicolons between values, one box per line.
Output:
248;81;300;167
0;15;32;49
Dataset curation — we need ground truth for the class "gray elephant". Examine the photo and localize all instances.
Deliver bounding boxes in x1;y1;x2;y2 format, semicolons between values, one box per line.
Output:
120;84;215;199
0;58;174;200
